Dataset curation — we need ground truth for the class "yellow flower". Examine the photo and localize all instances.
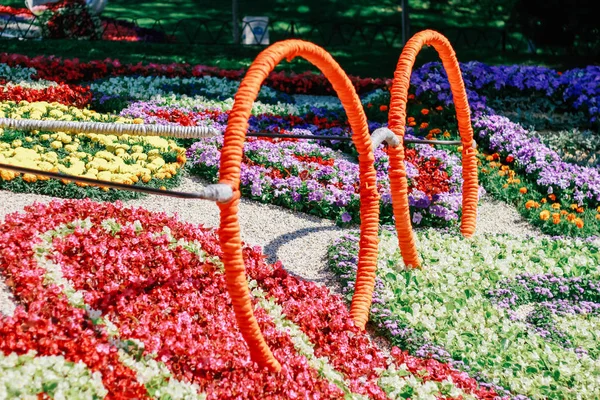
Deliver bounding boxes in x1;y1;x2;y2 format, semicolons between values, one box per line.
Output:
22;173;37;183
0;169;16;181
539;210;551;221
50;141;63;149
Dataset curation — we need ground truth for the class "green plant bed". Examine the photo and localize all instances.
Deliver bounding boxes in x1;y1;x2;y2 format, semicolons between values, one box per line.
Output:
327;228;600;399
0;171;181;201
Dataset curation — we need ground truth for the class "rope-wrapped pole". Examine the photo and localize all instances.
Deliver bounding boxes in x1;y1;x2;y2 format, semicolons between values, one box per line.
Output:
0;118;220;139
217;39;381;371
387;29;479;268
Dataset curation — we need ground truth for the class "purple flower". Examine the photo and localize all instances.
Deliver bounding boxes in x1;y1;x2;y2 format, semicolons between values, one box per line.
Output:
341;212;352;223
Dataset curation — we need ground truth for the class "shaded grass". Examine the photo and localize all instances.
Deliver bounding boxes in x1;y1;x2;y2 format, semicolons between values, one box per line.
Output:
1;38;596;79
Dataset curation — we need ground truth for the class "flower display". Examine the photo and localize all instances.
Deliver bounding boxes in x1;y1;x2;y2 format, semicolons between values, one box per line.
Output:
0;200;497;399
478;151;600;237
35;0;104;40
0;4;171;43
90;75;293;111
0;101;185;200
0;53;389;94
187;136;468;226
475;115;600;208
328;229;600;399
0;81;92;108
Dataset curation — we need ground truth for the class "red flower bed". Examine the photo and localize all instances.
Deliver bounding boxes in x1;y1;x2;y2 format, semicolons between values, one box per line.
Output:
403;148;451;198
0;5;33;18
0;53;391;94
0;82;92;107
0;200;496;398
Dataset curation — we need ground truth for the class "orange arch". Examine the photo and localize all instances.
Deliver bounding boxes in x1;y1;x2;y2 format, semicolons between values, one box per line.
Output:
387;30;479;267
217;40;381;371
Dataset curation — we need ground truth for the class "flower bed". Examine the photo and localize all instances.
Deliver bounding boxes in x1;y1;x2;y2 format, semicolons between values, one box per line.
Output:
1;53;597;121
0;101;185;201
472;114;600;235
0;53;389;94
478;151;600;237
90;75;294;112
328;229;600;399
0;199;499;399
187;136;468;226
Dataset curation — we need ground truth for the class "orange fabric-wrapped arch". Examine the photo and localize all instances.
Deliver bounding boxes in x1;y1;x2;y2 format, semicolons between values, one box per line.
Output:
217;39;381;371
387;30;479;268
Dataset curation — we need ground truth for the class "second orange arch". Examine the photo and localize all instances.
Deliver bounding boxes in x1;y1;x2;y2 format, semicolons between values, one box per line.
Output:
387;29;479;268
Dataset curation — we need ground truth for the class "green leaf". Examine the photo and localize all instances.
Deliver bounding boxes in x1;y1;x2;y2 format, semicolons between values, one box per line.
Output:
553;370;561;381
42;381;59;394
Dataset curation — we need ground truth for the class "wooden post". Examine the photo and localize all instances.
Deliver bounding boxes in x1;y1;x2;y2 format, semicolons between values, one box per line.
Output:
401;0;410;45
232;0;239;44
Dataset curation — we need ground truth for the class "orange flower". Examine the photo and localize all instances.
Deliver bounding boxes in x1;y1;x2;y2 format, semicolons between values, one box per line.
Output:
409;122;416;127
552;213;561;224
498;170;506;177
436;105;443;111
379;105;388;111
574;218;584;229
492;153;500;160
597;206;600;213
519;187;528;194
567;213;576;222
420;122;429;129
367;103;373;108
502;184;509;189
525;200;536;209
407;116;415;122
429;128;442;135
560;210;568;215
541;198;547;204
408;94;415;100
506;156;514;163
22;173;37;183
570;204;579;210
539;210;551;221
421;108;430;115
443;131;451;138
548;194;556;201
596;214;600;220
486;155;494;161
551;203;561;210
576;207;584;213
